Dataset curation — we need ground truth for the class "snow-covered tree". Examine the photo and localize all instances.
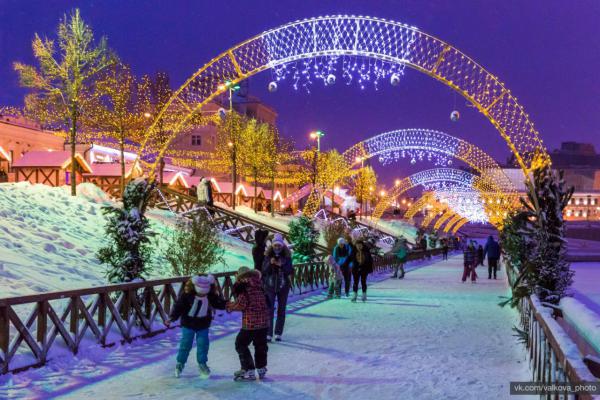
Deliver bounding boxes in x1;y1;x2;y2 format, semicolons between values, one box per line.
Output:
288;216;319;263
322;220;349;252
164;214;224;276
504;165;574;305
97;178;156;282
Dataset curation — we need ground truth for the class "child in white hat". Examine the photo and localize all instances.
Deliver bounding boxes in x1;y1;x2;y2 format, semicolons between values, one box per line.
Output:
167;274;226;378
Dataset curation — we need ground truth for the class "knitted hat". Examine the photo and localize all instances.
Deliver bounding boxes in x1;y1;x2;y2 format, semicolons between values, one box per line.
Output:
272;233;285;247
192;274;215;295
337;237;347;246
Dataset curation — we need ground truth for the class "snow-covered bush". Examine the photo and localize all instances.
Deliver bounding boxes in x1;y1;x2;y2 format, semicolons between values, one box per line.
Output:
503;165;574;305
97;178;156;282
164;214;224;276
288;215;319;263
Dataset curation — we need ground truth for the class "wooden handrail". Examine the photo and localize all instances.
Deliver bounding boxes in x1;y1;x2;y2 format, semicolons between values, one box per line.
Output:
505;260;600;399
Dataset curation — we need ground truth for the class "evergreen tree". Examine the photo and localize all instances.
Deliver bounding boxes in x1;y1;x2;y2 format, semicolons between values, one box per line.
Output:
322;220;349;252
97;178;155;282
288;216;319;263
164;214;224;276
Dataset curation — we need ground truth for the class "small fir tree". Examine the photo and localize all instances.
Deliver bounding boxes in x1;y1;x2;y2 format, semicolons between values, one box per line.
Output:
97;178;155;282
288;216;319;263
164;214;224;276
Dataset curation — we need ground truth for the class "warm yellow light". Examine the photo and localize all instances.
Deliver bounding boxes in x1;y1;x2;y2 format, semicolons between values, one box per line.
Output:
369;186;373;192
401;199;406;204
380;190;386;196
218;84;227;91
334;186;340;192
143;112;151;118
355;156;362;163
407;202;412;207
395;179;401;186
310;132;317;139
227;141;234;147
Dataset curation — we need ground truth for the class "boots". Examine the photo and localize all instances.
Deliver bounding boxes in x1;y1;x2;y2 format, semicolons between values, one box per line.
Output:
175;363;184;378
361;292;367;302
351;292;358;302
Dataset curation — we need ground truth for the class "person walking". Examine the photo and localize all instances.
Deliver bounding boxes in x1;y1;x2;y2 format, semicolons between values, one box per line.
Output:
167;274;226;378
483;235;501;279
390;237;408;278
204;177;214;208
252;229;269;272
196;177;209;206
477;244;484;266
227;266;269;381
462;241;477;283
332;237;353;297
352;239;373;302
326;255;343;299
262;233;293;342
441;238;449;260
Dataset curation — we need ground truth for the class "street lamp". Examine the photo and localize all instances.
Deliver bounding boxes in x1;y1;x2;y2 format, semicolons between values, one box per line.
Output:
310;130;325;152
355;156;365;168
219;80;241;111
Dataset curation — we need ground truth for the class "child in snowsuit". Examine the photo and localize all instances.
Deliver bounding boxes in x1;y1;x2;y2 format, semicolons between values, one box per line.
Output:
167;274;226;378
326;255;343;298
227;266;269;381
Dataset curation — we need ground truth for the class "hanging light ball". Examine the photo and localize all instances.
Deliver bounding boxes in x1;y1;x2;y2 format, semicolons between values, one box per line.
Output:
410;158;416;165
326;74;336;85
450;110;460;122
268;81;278;92
390;73;401;86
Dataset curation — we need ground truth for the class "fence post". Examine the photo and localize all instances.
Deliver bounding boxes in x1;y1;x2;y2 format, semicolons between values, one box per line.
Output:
0;306;8;374
70;297;79;353
37;301;48;348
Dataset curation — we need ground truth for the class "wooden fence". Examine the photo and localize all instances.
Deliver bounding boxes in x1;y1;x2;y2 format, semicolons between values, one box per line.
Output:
505;260;600;399
0;249;439;375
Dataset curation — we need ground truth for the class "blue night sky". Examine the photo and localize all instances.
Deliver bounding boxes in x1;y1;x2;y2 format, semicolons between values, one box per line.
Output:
1;0;599;185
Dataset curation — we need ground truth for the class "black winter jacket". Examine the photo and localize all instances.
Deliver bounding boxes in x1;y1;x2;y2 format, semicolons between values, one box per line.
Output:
262;246;293;293
169;291;226;330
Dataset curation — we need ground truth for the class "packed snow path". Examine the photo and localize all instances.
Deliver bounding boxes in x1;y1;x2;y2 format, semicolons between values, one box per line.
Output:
5;256;532;399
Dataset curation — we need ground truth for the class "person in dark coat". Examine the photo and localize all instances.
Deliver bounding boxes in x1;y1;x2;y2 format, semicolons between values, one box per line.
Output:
252;229;269;272
483;235;501;279
462;241;477;283
477;244;484;266
227;267;269;380
441;238;449;260
352;239;373;302
167;274;226;378
332;237;353;297
261;233;293;342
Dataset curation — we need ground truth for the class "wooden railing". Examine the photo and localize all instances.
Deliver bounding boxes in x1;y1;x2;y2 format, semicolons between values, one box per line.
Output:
0;248;443;375
505;260;600;399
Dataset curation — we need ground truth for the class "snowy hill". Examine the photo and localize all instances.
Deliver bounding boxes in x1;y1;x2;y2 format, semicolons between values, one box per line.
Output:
0;182;252;298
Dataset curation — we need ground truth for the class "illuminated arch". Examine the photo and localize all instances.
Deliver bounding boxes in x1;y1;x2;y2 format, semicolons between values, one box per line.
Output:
434;209;456;230
452;218;469;234
404;192;435;220
444;215;464;233
139;15;549;180
421;202;448;228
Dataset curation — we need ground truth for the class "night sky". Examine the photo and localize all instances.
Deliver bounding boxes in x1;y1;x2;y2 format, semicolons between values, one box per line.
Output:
1;0;599;185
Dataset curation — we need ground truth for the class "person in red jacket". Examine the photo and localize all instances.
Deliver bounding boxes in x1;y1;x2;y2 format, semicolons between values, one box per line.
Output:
226;266;269;381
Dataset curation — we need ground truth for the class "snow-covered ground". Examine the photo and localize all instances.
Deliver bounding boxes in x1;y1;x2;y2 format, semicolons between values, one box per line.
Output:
571;262;600;316
0;183;252;298
2;256;533;400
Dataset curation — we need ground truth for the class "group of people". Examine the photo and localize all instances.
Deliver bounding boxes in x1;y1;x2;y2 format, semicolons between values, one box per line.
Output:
328;236;375;302
461;235;501;283
167;232;293;381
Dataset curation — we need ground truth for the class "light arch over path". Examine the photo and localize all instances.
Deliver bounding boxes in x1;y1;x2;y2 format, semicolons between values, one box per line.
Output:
138;15;549;178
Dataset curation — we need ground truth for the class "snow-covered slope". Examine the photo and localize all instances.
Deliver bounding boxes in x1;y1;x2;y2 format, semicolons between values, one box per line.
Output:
0;182;252;298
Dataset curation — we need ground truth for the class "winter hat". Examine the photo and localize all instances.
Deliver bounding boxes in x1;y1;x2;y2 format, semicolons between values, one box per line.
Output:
237;266;251;277
192;274;215;295
337;237;347;246
272;233;285;247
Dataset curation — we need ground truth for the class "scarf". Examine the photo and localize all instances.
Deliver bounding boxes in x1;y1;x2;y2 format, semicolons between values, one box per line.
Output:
188;295;209;318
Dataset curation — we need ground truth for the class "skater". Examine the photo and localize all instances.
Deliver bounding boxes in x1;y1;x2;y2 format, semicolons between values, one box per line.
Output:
477;244;484;266
390;237;408;278
483;235;501;279
462;241;477;283
252;229;269;272
352;239;373;302
227;266;269;381
332;237;353;297
441;238;449;260
166;274;226;378
262;233;293;342
326;255;343;299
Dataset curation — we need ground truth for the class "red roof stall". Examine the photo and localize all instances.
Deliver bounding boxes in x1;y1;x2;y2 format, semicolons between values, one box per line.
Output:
12;151;92;187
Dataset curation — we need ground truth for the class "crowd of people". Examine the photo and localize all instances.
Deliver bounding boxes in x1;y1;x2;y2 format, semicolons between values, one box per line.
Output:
461;235;501;283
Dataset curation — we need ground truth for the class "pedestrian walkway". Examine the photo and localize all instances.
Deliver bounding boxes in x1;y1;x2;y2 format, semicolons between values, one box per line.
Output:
44;256;529;400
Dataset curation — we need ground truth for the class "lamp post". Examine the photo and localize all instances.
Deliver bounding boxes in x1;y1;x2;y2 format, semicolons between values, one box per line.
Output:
219;81;240;209
309;130;325;207
310;130;325;152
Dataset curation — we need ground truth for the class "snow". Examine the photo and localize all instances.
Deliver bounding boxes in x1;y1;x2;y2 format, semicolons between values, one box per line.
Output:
0;182;252;298
371;218;418;242
2;256;533;399
560;297;600;355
